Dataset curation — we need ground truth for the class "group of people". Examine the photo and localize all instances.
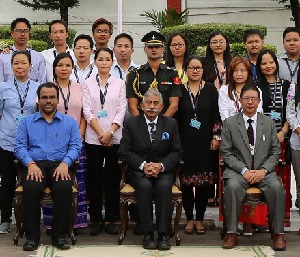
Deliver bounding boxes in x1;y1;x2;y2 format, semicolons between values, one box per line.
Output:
0;15;299;253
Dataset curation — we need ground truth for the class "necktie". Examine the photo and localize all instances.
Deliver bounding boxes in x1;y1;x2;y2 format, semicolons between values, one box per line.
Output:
247;119;254;169
247;119;254;146
148;122;155;142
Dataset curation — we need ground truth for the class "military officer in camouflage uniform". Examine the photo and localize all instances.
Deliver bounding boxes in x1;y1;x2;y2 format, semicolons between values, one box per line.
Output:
126;31;182;117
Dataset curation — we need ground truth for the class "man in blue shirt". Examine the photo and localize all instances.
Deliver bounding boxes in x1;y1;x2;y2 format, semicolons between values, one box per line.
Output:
14;82;81;251
0;18;46;83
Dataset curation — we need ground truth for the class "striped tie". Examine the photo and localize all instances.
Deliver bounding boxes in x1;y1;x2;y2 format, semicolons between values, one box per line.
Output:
148;122;155;142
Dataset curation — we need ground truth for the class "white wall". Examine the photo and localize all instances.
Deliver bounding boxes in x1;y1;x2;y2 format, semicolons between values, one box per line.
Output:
0;0;296;63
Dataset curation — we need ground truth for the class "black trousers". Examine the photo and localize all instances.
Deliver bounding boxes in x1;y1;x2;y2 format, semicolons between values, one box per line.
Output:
21;161;72;242
182;186;210;221
85;143;121;223
129;172;173;234
0;148;17;223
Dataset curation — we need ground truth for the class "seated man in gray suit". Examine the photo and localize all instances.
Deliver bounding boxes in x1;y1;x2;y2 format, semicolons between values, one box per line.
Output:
220;84;286;251
118;88;182;250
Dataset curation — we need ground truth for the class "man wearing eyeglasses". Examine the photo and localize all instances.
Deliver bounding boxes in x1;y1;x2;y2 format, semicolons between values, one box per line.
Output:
0;18;46;83
126;31;182;117
220;84;286;251
92;18;113;51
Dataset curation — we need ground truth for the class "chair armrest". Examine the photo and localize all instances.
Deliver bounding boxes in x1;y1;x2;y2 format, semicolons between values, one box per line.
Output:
174;161;184;190
71;159;80;189
119;160;127;190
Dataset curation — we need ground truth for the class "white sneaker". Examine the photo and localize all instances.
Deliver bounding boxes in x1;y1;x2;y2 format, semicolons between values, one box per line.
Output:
0;222;11;233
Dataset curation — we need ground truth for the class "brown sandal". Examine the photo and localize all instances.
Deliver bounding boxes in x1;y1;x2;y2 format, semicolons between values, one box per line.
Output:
184;220;194;235
195;227;206;235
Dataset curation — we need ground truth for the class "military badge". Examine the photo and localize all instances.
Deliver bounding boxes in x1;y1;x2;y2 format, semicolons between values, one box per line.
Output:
173;77;180;85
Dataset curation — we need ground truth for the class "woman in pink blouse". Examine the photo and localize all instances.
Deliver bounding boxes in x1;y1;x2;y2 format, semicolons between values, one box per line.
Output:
43;52;88;232
82;48;126;236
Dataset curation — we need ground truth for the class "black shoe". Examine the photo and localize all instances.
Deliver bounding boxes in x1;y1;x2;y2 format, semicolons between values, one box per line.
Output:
52;238;70;250
90;222;102;236
105;223;119;235
23;240;39;251
133;223;143;235
157;235;171;250
143;234;156;249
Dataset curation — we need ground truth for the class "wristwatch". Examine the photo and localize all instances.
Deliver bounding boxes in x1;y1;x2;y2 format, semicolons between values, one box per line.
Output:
213;135;221;141
110;130;115;137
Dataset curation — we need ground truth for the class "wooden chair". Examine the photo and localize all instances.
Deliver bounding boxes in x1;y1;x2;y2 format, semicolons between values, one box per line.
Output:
219;159;286;239
13;160;80;246
118;161;183;246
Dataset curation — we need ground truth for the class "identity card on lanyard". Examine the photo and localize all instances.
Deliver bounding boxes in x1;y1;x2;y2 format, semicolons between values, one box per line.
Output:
188;82;202;129
58;82;71;114
14;78;30;122
96;75;108;118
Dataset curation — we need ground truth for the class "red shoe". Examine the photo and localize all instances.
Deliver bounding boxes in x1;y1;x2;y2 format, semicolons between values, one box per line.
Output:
273;233;286;251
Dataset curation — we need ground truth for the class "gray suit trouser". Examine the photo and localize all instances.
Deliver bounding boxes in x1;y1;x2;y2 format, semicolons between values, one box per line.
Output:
224;171;285;233
291;149;300;207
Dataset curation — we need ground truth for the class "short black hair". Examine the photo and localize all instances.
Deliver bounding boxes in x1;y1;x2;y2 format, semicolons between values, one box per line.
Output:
92;18;113;35
49;20;68;33
74;34;94;49
183;55;202;71
114;33;133;47
243;29;264;42
94;47;113;61
11;18;31;32
53;52;74;81
240;84;260;99
37;82;59;99
282;27;300;41
11;50;31;64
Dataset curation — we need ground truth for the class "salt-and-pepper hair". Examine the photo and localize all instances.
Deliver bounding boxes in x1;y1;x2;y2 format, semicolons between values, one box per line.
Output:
142;88;163;103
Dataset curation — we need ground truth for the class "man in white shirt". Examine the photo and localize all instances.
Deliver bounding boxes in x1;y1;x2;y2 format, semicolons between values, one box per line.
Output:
110;33;139;80
41;20;75;82
92;18;113;51
70;34;98;84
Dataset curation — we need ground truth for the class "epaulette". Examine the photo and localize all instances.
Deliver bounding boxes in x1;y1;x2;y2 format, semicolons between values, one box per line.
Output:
166;66;177;72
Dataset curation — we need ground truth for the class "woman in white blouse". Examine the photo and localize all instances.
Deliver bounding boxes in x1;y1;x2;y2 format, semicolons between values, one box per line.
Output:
219;56;263;122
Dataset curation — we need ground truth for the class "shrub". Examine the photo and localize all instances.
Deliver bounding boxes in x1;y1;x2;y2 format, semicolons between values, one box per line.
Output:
196;43;277;57
162;23;267;54
0;39;48;52
0;25;77;49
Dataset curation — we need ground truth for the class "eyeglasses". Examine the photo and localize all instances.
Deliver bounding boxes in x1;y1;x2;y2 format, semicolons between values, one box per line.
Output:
14;29;30;34
210;40;226;46
241;97;260;102
187;66;203;72
170;43;185;48
94;29;110;34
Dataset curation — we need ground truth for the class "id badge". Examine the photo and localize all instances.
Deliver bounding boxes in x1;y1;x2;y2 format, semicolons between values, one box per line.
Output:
16;114;24;122
190;118;201;129
269;110;281;121
97;109;108;118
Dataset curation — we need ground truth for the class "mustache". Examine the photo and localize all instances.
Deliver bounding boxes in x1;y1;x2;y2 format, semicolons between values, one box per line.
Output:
143;108;159;112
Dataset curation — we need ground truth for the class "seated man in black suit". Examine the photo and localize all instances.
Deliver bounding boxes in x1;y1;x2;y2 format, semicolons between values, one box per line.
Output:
119;88;182;250
14;83;82;251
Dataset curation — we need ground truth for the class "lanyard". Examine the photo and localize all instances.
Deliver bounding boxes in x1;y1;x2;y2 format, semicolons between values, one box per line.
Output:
233;90;242;113
116;65;133;80
53;50;70;59
269;79;278;108
214;61;225;86
58;82;71;114
285;59;299;81
96;75;108;109
14;78;30;114
74;64;94;83
187;82;202;118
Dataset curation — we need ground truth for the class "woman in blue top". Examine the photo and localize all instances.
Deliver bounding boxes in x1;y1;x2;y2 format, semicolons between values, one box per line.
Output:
0;51;40;233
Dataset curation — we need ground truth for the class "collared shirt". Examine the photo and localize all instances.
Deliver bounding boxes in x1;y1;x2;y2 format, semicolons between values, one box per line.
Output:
41;46;75;82
0;78;40;152
278;53;300;83
144;115;158;141
110;60;139;80
286;83;300;150
245;55;257;84
14;111;81;167
0;45;46;84
70;62;98;85
82;74;126;145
